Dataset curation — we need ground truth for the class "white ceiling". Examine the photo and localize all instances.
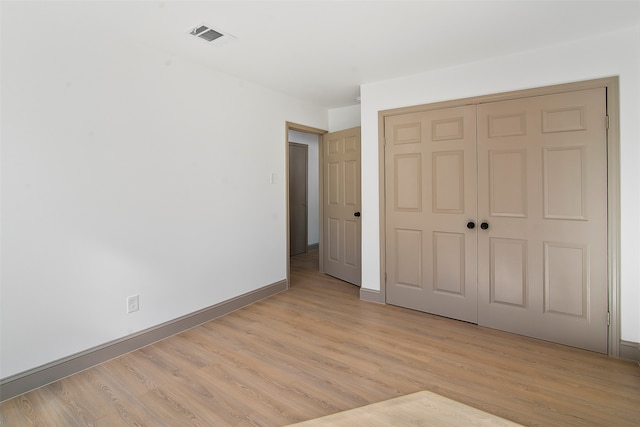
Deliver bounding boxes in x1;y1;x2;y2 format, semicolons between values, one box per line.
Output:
6;0;640;108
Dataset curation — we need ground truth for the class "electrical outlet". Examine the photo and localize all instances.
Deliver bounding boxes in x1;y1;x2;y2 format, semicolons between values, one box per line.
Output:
127;295;139;313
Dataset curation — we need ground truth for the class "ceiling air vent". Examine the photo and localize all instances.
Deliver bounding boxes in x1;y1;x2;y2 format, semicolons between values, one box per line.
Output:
189;24;236;44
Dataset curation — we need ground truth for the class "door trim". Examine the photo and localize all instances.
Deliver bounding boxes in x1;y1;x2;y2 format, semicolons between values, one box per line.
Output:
285;122;327;288
378;77;621;356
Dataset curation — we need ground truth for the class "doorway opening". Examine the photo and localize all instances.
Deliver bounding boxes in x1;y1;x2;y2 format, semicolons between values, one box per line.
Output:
286;122;326;288
288;133;320;255
285;122;363;289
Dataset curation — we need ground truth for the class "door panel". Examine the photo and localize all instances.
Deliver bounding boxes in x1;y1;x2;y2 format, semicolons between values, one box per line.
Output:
395;154;422;210
394;229;422;287
544;242;588;317
489;150;527;217
433;151;465;213
433;232;466;295
489;237;527;307
385;106;478;323
477;88;608;353
322;127;361;286
344;219;359;268
543;147;586;220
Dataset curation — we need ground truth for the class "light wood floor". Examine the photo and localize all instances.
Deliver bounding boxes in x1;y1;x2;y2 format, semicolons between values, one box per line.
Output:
1;250;639;426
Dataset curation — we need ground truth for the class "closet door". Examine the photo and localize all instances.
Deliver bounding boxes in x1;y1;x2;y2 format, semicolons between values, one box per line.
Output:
385;106;478;323
476;88;608;352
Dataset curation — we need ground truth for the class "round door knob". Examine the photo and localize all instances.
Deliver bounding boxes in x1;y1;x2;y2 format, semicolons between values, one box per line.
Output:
466;221;475;229
354;212;361;217
480;221;489;230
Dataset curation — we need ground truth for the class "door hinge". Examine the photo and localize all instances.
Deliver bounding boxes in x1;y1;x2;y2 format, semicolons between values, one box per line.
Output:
605;115;610;130
607;311;611;326
385;272;387;283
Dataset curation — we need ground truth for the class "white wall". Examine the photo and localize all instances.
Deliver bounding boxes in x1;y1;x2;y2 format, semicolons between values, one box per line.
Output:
288;130;320;246
328;104;361;132
0;8;327;378
360;26;640;343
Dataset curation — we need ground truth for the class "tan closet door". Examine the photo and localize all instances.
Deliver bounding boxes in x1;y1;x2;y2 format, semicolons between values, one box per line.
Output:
477;88;608;352
385;106;478;323
323;127;361;286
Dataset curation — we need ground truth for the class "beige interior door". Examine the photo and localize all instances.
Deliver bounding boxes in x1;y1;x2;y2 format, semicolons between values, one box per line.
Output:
384;87;608;353
476;88;608;353
385;106;478;323
323;127;361;286
289;143;308;256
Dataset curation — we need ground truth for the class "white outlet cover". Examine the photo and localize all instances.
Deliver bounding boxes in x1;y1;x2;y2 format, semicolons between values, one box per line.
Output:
127;295;139;313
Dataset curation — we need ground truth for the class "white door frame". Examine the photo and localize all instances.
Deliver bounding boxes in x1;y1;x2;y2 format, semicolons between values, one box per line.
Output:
378;77;621;356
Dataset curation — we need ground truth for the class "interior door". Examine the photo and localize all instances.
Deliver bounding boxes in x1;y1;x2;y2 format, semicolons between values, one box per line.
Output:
323;127;361;285
383;87;608;353
385;106;478;323
476;88;608;353
289;142;308;256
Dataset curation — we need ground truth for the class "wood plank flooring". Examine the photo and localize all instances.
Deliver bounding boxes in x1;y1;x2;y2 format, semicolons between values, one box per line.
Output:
1;250;639;426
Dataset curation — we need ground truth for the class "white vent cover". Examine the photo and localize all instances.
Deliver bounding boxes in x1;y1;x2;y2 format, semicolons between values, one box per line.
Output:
189;24;236;45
